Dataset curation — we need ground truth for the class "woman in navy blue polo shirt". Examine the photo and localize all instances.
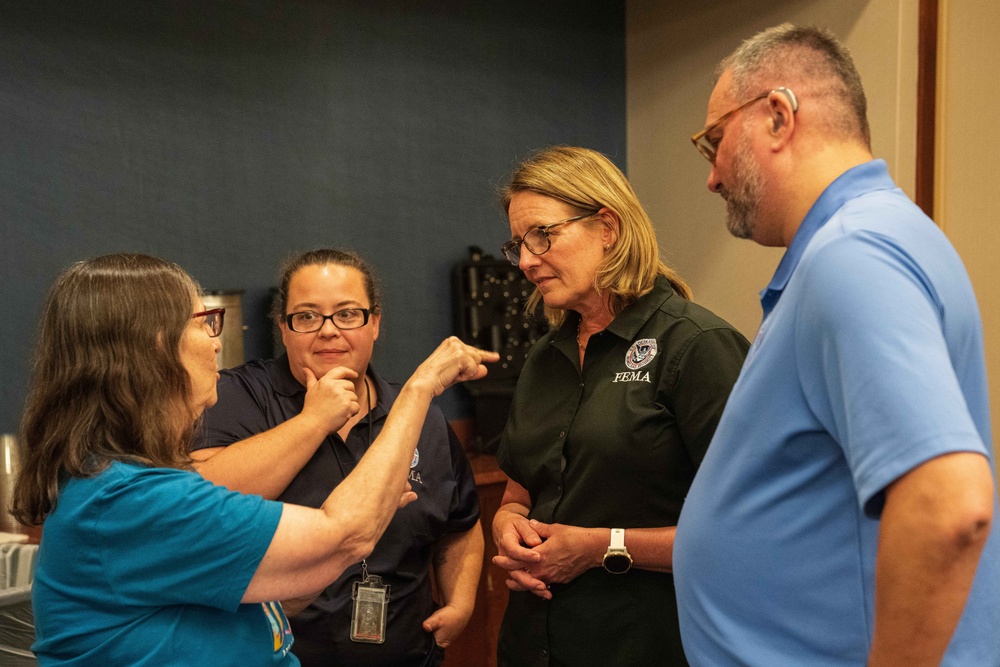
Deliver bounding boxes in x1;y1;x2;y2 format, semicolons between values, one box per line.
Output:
190;249;486;667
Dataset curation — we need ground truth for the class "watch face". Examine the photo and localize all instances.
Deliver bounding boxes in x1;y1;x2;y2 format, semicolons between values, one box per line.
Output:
603;553;632;574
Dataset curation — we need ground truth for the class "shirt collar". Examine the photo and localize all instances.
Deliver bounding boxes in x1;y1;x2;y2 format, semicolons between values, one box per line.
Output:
550;275;677;348
270;354;304;397
760;159;895;317
606;275;676;342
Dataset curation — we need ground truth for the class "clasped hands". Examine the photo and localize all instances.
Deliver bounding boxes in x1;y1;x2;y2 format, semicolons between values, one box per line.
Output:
492;514;600;600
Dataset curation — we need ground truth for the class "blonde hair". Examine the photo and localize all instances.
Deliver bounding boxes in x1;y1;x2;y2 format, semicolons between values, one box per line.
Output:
500;146;691;327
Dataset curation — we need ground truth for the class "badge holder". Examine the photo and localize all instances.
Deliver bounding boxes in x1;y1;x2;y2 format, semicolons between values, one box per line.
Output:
351;561;390;644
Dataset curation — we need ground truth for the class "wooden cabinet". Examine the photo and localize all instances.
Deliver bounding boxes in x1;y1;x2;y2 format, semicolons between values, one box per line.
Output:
442;451;509;667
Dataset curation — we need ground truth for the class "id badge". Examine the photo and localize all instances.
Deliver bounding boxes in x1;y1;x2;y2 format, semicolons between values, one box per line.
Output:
351;573;390;644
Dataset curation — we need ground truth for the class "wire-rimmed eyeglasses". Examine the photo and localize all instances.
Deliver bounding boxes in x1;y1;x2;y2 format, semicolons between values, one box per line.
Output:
193;308;225;338
500;212;596;266
285;308;372;333
691;87;798;164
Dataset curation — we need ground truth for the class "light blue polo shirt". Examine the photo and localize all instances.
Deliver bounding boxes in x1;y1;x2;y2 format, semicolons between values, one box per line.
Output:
674;160;1000;666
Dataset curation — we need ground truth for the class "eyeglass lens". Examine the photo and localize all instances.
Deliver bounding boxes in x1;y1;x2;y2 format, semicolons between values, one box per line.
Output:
694;136;717;163
288;309;369;332
205;310;224;337
193;309;225;337
502;227;550;265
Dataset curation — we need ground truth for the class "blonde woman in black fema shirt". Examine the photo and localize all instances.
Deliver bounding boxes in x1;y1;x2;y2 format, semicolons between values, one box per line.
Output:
491;146;749;667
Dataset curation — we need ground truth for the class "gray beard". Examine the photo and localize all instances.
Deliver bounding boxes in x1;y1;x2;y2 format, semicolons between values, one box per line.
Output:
726;195;756;240
724;133;764;240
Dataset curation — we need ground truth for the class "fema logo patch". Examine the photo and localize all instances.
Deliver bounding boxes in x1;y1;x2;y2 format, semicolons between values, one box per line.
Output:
408;448;423;485
625;338;657;370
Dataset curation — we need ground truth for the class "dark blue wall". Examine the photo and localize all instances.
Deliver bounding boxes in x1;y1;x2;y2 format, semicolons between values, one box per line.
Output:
0;0;626;433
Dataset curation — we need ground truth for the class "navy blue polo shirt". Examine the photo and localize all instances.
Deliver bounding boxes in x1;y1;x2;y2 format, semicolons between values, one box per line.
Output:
192;356;480;666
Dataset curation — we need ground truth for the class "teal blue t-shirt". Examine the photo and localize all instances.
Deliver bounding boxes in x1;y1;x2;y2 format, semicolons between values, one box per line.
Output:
32;461;296;666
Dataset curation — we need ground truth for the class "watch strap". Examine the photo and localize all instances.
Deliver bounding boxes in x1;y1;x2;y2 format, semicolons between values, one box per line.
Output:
610;528;625;550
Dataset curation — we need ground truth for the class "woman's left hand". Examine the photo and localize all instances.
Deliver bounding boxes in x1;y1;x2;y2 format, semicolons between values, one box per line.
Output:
422;603;471;649
519;519;604;586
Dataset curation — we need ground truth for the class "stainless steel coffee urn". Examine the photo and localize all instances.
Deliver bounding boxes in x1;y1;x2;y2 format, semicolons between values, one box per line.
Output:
1;434;19;533
201;290;246;370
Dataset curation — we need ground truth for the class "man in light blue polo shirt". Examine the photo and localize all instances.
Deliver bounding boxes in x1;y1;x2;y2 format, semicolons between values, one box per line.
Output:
675;24;999;666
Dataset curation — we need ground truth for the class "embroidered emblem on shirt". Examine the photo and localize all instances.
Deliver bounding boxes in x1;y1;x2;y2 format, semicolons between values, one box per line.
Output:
613;371;651;383
625;338;657;370
408;448;423;485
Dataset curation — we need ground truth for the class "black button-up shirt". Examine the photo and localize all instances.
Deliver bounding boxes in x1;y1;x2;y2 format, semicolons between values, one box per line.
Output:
497;276;749;667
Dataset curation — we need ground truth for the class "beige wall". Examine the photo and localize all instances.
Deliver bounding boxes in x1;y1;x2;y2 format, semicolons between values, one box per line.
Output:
937;0;1000;465
626;0;919;339
627;0;999;466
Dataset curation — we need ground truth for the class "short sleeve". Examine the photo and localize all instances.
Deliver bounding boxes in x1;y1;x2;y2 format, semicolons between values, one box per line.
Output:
794;231;987;515
91;466;282;611
670;327;750;466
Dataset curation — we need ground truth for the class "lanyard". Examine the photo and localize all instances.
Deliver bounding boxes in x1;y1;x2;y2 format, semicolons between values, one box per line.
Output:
327;373;373;477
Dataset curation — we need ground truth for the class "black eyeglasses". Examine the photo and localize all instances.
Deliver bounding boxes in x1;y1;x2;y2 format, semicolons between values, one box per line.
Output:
285;308;372;333
691;87;798;164
501;212;596;266
193;308;225;338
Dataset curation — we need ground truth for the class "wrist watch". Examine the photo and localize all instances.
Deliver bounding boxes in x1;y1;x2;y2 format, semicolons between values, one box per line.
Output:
602;528;632;574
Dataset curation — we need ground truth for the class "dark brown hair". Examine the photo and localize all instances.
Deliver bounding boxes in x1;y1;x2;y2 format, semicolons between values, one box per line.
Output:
270;248;384;327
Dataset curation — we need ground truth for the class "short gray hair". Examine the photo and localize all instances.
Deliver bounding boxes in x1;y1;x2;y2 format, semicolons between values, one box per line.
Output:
719;23;870;148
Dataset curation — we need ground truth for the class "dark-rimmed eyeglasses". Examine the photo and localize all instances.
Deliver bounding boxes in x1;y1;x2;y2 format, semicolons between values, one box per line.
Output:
501;212;596;266
285;308;372;333
193;308;225;338
691;87;798;164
